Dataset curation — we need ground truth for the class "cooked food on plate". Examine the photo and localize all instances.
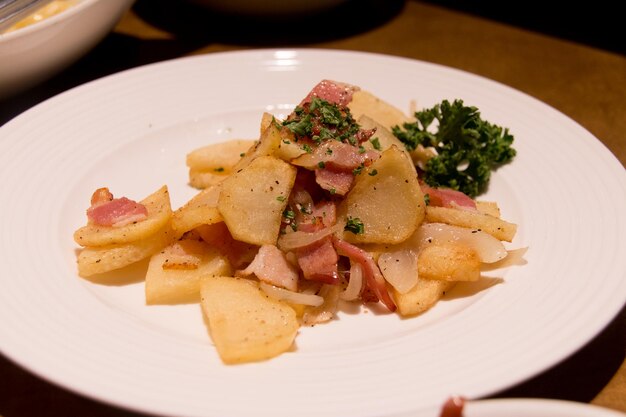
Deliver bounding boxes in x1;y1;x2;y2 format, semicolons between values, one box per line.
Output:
73;79;524;364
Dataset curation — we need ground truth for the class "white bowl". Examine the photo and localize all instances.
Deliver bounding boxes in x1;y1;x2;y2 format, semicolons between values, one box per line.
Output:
0;0;135;99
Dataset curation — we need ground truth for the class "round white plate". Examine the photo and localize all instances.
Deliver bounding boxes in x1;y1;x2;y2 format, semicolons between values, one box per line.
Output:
465;399;626;417
1;49;625;417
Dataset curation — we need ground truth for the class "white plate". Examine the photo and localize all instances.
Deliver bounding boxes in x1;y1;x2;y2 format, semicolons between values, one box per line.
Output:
1;49;625;417
465;399;626;417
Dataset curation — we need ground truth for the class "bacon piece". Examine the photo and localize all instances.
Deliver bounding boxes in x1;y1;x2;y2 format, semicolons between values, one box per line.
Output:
90;187;113;206
292;141;380;195
297;200;337;233
300;79;359;107
236;245;299;291
196;222;257;269
439;396;466;417
161;242;201;270
333;238;397;312
86;188;148;227
421;183;477;210
292;141;379;172
315;168;353;196
296;237;339;284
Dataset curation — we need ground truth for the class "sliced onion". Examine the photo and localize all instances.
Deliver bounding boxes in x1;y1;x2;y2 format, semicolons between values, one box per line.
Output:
340;262;363;301
277;223;343;252
259;282;324;307
377;249;418;294
481;246;528;271
413;223;507;263
302;284;340;326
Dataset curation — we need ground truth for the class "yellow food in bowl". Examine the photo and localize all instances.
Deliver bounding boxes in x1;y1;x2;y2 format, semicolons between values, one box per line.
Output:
4;0;80;33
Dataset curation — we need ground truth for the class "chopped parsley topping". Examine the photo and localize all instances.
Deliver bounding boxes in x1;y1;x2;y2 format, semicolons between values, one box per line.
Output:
368;169;378;176
282;208;295;219
282;97;361;145
352;164;365;175
276;196;286;202
213;167;225;172
392;99;516;197
344;217;365;234
370;137;382;150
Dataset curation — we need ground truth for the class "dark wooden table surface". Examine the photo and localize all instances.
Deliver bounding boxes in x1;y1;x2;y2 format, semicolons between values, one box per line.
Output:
1;1;625;416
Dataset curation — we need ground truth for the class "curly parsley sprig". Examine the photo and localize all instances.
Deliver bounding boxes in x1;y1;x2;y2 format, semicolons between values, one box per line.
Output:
392;99;516;198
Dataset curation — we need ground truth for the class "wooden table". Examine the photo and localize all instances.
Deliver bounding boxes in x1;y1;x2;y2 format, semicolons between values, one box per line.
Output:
1;1;625;415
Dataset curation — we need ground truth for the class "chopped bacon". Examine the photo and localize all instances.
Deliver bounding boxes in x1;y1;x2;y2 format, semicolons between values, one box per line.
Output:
295;237;339;284
297;200;337;233
315;168;354;196
195;223;256;269
300;79;359;107
421;183;477;210
333;238;397;312
292;141;379;171
161;242;201;270
292;141;380;195
86;188;148;227
90;187;113;206
439;396;466;417
236;245;299;291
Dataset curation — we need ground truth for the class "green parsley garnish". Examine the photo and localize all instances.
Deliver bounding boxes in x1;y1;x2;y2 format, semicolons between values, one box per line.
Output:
352;163;365;175
282;97;361;145
392;99;516;197
368;169;378;176
344;217;365;234
276;196;286;202
370;137;382;150
317;161;326;169
213;167;225;172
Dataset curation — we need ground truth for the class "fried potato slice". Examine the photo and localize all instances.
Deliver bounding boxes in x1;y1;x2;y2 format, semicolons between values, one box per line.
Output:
475;201;501;218
200;276;299;364
357;115;412;159
232;119;283;172
392;278;455;317
186;139;254;171
187;140;255;189
73;186;172;247
171;184;223;237
338;145;424;244
145;239;232;304
425;206;517;242
218;155;296;246
348;90;413;131
77;222;176;277
418;243;481;281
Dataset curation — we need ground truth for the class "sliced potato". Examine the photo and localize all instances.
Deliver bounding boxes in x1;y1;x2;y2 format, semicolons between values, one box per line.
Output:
357;115;412;159
218;155;296;246
187;140;255;189
73;186;172;247
200;276;299;364
145;240;232;304
418;243;481;281
425;206;517;242
348;90;412;131
392;278;455;317
232;122;283;172
475;201;501;218
188;169;229;189
186;139;255;171
77;222;176;277
171;184;223;236
338;145;423;244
